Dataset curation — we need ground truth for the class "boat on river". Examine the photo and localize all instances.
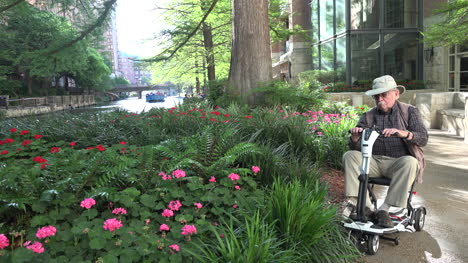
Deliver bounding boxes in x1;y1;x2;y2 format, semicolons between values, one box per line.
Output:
146;92;165;103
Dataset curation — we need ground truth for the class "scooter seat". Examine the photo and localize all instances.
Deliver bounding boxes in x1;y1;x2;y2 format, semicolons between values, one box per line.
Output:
368;177;391;186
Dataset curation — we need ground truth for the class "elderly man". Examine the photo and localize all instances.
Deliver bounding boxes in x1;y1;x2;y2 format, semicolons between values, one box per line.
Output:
343;75;428;228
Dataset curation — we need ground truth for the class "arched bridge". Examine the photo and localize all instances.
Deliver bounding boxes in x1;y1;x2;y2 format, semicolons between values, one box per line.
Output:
110;83;175;99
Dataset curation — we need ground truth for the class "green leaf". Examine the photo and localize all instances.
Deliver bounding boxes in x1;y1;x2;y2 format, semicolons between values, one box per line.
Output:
89;237;105;250
30;215;49;226
84;208;98;219
140;194;157;208
103;254;119;263
31;202;48;213
122;187;141;199
175;214;194;222
40;189;59;201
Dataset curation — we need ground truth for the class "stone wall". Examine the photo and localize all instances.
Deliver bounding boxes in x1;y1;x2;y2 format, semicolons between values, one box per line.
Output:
0;95;96;118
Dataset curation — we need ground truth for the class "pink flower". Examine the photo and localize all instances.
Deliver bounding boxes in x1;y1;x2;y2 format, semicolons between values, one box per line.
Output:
317;132;323;135
234;185;241;190
168;200;182;211
208;176;216;183
145;219;151;225
232;204;238;208
228;173;240;181
159;224;170;231
251;166;260;174
36;225;57;239
103;218;123;231
172;169;186;178
169;244;180;252
180;225;197;235
162;209;174;217
194;203;203;209
112;208;127;215
0;234;9;249
80;198;96;209
158;172;172;180
23;241;44;254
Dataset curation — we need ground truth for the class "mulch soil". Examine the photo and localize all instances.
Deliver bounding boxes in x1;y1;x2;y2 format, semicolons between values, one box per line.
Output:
320;168;346;205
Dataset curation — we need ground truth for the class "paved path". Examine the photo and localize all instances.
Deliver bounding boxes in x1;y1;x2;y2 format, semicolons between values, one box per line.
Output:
364;129;468;263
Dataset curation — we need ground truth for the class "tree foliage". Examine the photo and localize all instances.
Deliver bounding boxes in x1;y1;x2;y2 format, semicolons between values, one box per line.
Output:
0;1;115;96
424;0;468;47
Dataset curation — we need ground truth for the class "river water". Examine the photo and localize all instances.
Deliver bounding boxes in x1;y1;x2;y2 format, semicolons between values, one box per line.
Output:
95;96;185;113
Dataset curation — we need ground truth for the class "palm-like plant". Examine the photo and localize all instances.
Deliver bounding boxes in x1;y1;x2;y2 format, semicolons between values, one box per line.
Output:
153;126;261;178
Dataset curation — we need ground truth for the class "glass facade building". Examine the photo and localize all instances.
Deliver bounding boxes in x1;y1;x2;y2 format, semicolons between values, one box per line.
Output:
310;0;423;86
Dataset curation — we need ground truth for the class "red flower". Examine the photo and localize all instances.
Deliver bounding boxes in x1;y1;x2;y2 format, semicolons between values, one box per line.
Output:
10;128;17;133
19;130;29;135
214;106;219;109
0;140;3;145
171;107;176;110
4;138;14;143
244;115;253;119
86;147;94;150
34;134;43;139
21;140;32;146
209;118;216;122
1;150;8;155
210;111;221;116
69;142;76;146
96;145;105;151
40;163;50;169
32;156;48;163
50;147;61;153
223;114;230;117
119;141;127;145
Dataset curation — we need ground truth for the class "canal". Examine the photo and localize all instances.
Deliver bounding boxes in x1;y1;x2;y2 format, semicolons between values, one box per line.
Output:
93;96;184;113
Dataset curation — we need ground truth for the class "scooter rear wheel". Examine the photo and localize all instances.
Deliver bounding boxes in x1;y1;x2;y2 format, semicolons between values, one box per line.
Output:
367;234;380;255
414;208;426;231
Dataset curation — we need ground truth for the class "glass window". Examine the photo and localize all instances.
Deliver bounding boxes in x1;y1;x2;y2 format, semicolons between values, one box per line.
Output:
321;40;334;71
350;0;380;29
385;0;418;28
311;44;319;70
336;36;346;81
383;33;419;80
350;33;380;82
319;0;334;40
449;56;455;71
336;0;346;33
311;0;319;43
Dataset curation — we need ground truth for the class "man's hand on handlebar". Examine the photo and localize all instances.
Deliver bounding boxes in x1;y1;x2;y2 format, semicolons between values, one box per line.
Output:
349;127;363;143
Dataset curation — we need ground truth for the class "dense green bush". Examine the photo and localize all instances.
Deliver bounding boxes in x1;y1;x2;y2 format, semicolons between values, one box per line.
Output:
0;103;366;262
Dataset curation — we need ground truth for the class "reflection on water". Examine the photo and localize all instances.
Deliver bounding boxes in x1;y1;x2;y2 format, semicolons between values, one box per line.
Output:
97;96;184;113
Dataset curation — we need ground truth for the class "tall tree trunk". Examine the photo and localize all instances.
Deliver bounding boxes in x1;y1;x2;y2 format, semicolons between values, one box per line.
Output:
195;59;201;94
26;72;32;96
229;0;272;106
202;22;216;81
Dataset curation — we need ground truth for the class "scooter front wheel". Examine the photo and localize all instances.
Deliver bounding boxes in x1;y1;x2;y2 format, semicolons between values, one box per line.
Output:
367;234;380;255
414;207;426;231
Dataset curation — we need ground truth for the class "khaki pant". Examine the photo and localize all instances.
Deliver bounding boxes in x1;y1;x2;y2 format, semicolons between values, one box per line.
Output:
343;150;419;208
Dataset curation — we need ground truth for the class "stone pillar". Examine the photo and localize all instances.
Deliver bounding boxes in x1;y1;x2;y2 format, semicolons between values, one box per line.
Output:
465;97;468;144
288;0;312;81
271;41;285;64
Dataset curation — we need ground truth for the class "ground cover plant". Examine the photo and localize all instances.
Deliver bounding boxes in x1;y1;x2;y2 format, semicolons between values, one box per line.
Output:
0;103;365;262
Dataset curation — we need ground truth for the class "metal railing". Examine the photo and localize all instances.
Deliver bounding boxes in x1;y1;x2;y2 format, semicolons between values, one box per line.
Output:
0;95;95;109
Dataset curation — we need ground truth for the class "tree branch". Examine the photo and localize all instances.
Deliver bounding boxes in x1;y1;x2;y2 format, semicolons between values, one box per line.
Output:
0;0;24;13
140;0;219;62
45;0;117;55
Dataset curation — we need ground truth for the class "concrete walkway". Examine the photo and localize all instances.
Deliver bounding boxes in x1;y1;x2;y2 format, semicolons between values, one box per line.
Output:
364;129;468;263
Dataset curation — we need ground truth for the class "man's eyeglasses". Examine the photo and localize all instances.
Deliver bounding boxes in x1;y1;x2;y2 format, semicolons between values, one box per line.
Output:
372;90;395;100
